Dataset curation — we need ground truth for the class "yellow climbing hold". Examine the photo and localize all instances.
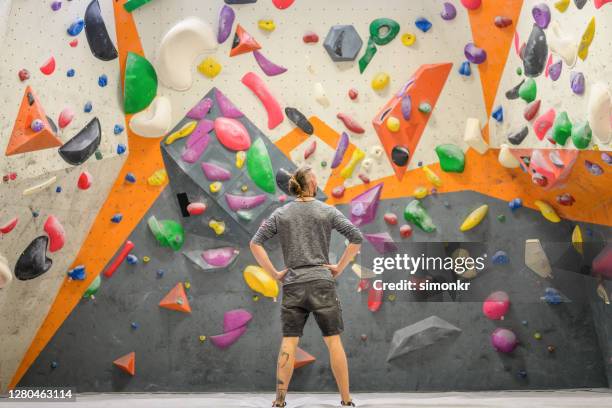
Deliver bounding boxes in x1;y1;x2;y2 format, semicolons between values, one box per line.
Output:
572;225;583;254
236;151;246;168
401;33;416;46
147;169;167;186
371;72;390;91
197;56;222;79
386;116;400;132
210;181;222;193
258;19;276;32
143;256;150;263
577;17;595;61
209;219;226;235
554;0;570;12
243;265;279;298
460;205;488;232
423;165;442;187
534;200;561;223
184;281;191;289
340;148;365;179
164;121;197;145
414;186;428;199
240;184;248;192
199;335;207;342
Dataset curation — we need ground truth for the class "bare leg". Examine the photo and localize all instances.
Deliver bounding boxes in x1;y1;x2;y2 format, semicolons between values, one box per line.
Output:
275;337;299;406
323;335;351;403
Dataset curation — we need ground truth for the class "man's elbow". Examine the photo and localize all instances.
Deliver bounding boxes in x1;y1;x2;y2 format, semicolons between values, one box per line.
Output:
249;240;261;252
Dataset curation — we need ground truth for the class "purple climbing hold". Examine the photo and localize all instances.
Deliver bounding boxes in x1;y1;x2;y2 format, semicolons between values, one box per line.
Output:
602;152;612;165
223;309;252;332
364;232;398;254
215;89;243;118
217;5;235;44
51;1;62;11
350;182;383;227
253;50;288;77
440;2;457;20
31;119;44;132
201;162;232;181
186;98;213;120
331;132;349;169
202;247;239;268
585;160;603;176
548;60;562;81
570;72;585;95
532;3;551;29
401;95;412;120
225;193;267;211
464;43;487;64
182;121;213;163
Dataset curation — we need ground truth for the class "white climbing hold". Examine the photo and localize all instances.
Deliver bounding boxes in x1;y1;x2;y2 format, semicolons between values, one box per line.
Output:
547;21;578;68
129;96;172;138
463;117;488;154
22;176;57;196
156;17;217;91
314;82;330;107
525;239;552;279
361;158;373;172
0;253;12;288
587;83;611;144
498;144;520;168
370;145;385;160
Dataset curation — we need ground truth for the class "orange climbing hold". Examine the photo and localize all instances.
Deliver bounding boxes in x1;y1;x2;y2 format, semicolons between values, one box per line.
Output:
159;282;191;313
294;347;316;369
5;86;63;156
113;351;135;376
230;24;261;57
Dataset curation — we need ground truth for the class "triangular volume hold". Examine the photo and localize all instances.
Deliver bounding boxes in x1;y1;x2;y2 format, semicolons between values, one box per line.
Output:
159;282;192;313
5;86;62;156
230;24;261;57
294;347;316;369
113;351;135;376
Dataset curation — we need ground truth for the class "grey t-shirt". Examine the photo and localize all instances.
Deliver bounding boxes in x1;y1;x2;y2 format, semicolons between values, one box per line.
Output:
251;199;363;285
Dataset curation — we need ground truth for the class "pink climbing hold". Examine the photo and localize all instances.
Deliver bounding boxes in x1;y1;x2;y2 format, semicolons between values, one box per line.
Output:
483;291;510;320
215;89;243;119
44;215;65;253
533;108;556;140
77;171;93;190
40;57;56;75
182;120;213;163
350;183;383;226
364;232;398;254
224;309;253;332
0;217;18;234
461;0;481;10
332;185;345;198
214;117;251;151
544;54;553;79
594;0;612;9
186;97;213;120
202;247;239;268
225;193;266;211
187;202;207;215
241;72;284;130
304;140;316;159
210;326;248;349
272;0;295;9
337;112;365;134
201;162;232;181
58;108;75;129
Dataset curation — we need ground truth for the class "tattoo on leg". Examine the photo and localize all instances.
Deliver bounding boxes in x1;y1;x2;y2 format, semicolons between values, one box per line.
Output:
275;388;287;403
279;351;290;368
277;378;284;385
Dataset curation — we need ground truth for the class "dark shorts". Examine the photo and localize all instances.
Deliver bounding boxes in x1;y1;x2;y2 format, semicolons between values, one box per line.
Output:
281;279;343;337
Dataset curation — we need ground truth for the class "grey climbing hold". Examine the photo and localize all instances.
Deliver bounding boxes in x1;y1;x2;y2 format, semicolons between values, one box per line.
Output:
323;25;363;62
387;316;462;362
523;24;548;77
58;117;101;165
15;236;53;280
508;126;529;145
275;168;292;195
505;80;525;100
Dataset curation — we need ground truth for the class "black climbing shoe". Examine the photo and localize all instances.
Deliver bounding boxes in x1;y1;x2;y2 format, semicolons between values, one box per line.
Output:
341;401;355;407
272;402;287;407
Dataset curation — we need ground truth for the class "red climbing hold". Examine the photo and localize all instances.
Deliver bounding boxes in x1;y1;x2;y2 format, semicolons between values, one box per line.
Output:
294;347;316;369
461;0;481;10
272;0;295;9
0;217;18;234
400;224;413;238
594;0;612;9
533;109;556;140
187;202;207;215
58;108;75;129
18;69;30;81
69;39;78;47
159;282;192;313
303;31;319;43
368;285;383;312
384;213;398;225
113;352;135;376
43;215;65;253
103;240;135;278
39;57;56;75
304;140;316;159
77;171;93;190
337;113;365;134
348;88;358;100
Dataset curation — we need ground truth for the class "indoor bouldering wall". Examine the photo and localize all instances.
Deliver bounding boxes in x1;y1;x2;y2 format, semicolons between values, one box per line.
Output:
2;0;612;395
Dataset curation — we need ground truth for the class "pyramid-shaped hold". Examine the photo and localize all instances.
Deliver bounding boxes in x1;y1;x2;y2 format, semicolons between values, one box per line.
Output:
509;148;578;190
230;24;261;57
364;232;398;254
386;316;461;362
113;351;135;376
294;347;316;369
372;63;452;180
350;183;383;227
159;282;191;313
5;86;63;156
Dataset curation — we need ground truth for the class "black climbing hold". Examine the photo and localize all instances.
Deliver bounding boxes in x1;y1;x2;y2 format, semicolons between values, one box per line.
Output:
505;80;525;100
27;92;35;106
58;117;102;166
574;0;587;9
285;107;314;135
275;168;292;195
508;126;529;145
176;193;191;217
46;116;58;134
15;236;53;281
523;24;548;78
84;0;118;61
391;145;410;167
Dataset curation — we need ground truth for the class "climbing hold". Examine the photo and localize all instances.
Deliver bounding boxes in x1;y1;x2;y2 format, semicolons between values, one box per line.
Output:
210;326;248;349
116;143;127;155
483;291;510;320
201;162;232;181
15;236;52;280
552;111;572;145
126;254;138;265
371;72;390;91
225;193;266;211
304;140;316;159
548;59;562;81
492;106;504;122
124;52;157;114
534;200;561;223
187;202;207;216
67;265;86;280
84;101;93;113
214;117;251;151
181;121;212;164
460;205;488;232
285;108;313;135
337;113;365;134
571;121;592;149
113;352;135;376
461;0;481;9
464;118;488;154
492;250;509;265
66;69;75;78
18;69;29;81
556;193;575;206
253;50;287;77
51;1;61;11
524;100;541;121
215;89;244;119
0;217;18;235
258;19;275;32
588;83;611;144
243;265;279;298
495;16;513;28
303;31;319;43
399;224;413;238
413;186;428;199
585;160;604;176
197;56;222;79
595;0;612;8
83;275;101;298
57;108;74;129
147;216;185;251
509;198;523;211
272;0;295;9
200;247;240;268
547;21;578;67
294;347;316;369
331;185;345;198
102;240;135;278
230;24;261;57
114;124;125;135
532;4;551;29
358;174;370;184
525;238;552;278
571;225;583;255
364;232;397;254
323;25;363;62
84;0;118;61
386;117;401;133
391;146;410;167
210;181;222;193
464;43;487;64
570;72;585;95
491;328;517;353
401;33;416;47
518;78;537;102
98;74;108;87
22;176;57;196
387;316;462;362
415;18;432;33
235;151;246;169
423;166;442;187
418;102;432;114
241;72;284;129
523;25;548;77
555;0;570;11
186;98;213;121
246;138;275;193
435;144;465;173
532;109;555;141
404;200;436;232
31;119;44;133
42;215;65;253
384;213;398;225
349;183;383;226
165;121;197;145
340;148;365;179
313;82;330;107
159;282;191;313
157;18;217;91
217;5;235;44
59;118;101;166
441;2;457;20
577;17;595;61
111;214;123;223
209;219;226;235
77;171;93;190
129;96;173;138
458;61;471;76
67;18;84;36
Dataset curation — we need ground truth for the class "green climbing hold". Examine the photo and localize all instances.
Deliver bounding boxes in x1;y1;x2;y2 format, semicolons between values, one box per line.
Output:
124;52;158;114
358;38;377;74
147;215;184;251
418;102;432;114
571;121;592;149
247;138;276;194
518;78;537;103
497;214;506;223
435;144;465;173
369;18;400;45
516;67;523;75
83;275;101;298
552;111;572;146
404;200;436;232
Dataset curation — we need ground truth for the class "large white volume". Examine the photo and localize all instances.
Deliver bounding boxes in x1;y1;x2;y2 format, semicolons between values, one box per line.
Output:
129;96;172;138
588;83;611;145
464;117;488;154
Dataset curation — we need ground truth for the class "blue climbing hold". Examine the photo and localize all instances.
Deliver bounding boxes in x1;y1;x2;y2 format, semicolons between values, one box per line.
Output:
116;144;127;155
126;254;139;265
67;265;86;280
492;250;509;265
55;186;62;193
84;101;93;112
111;213;123;223
125;172;136;183
114;124;125;135
67;69;75;77
458;61;471;76
542;287;566;305
492;106;504;123
32;210;40;218
98;74;108;87
50;361;58;369
508;198;522;211
517;370;527;379
67;18;85;36
131;322;139;329
156;269;165;278
415;17;432;32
